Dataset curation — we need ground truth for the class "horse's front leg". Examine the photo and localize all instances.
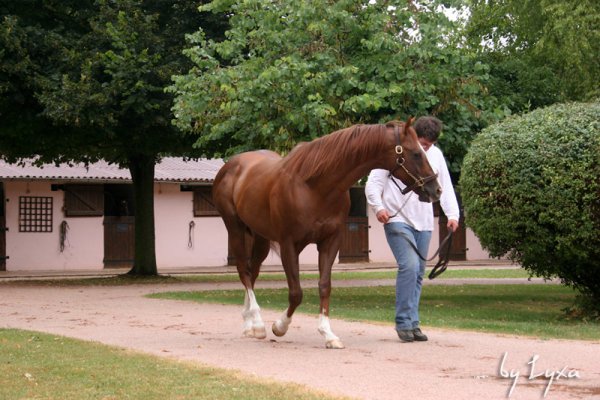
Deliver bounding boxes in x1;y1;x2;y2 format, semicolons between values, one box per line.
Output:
317;235;344;349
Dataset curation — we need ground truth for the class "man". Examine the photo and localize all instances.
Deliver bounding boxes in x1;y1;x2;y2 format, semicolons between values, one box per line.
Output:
365;116;459;342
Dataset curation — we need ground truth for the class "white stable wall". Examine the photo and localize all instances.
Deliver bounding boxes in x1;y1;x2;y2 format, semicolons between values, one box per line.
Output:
153;183;319;268
4;181;104;271
3;180;494;272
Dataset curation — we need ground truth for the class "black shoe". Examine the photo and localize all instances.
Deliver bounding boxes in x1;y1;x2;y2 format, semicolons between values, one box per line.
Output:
396;329;414;342
412;327;428;342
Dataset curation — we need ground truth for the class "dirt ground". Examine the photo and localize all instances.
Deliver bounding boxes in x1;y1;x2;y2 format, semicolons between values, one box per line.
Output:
1;279;599;400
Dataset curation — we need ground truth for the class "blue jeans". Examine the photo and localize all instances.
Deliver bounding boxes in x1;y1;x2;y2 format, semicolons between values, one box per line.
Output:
384;222;432;331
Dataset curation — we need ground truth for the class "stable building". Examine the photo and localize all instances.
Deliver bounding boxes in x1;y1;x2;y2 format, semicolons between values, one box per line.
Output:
0;158;494;273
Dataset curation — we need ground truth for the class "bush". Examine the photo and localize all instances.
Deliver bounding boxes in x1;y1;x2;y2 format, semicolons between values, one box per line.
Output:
460;101;600;314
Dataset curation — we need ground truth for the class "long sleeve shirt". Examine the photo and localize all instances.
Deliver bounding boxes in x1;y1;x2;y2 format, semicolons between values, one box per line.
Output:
365;144;460;231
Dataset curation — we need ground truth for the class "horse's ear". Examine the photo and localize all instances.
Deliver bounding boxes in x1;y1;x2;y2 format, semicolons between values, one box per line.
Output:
406;116;415;130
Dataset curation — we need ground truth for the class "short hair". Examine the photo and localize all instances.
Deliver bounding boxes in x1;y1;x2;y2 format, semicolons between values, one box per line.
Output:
414;116;443;142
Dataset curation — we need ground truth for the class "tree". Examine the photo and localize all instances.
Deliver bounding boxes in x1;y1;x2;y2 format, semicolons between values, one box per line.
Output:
0;0;228;275
0;0;95;162
460;101;600;315
171;0;504;173
465;0;600;112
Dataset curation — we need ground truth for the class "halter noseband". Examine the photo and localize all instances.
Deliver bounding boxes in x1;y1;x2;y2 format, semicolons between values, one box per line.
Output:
390;125;438;195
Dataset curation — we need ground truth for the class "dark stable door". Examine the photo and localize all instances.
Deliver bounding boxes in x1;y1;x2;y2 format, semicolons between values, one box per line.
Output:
339;216;369;263
0;215;6;271
436;197;467;261
339;187;369;263
0;183;5;271
103;216;135;268
103;184;135;268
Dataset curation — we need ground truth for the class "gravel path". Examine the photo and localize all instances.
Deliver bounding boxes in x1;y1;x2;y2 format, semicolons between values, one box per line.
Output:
1;279;599;400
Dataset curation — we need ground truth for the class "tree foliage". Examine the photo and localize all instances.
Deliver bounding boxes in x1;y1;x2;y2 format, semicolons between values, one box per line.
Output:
0;0;95;162
466;0;600;112
0;0;227;275
460;101;600;313
172;0;505;173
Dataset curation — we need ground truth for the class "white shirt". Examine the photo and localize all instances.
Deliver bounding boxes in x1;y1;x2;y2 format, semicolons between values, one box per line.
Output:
365;145;460;231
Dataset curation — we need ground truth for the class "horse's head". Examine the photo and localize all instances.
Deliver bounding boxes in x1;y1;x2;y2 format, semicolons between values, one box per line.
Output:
384;118;442;202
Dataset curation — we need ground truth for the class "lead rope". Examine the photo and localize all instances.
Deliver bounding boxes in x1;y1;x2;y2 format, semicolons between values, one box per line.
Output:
387;174;453;279
395;228;453;280
387;173;413;218
428;231;453;279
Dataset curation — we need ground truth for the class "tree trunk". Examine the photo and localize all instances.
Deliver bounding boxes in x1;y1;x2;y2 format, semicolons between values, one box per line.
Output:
127;154;158;276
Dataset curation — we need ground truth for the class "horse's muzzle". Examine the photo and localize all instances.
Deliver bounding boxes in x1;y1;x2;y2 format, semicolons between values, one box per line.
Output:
418;184;442;203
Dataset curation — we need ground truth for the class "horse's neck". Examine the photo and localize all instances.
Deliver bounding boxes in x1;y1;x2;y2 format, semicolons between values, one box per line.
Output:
311;158;380;193
282;124;390;193
308;142;386;193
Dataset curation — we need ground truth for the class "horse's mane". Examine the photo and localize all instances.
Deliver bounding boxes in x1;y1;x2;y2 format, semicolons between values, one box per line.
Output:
282;122;403;182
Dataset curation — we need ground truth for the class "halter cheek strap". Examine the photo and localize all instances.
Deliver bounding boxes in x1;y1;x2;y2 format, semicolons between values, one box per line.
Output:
390;126;438;195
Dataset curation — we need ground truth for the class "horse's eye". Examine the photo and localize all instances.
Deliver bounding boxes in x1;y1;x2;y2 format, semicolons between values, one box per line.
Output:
413;152;422;161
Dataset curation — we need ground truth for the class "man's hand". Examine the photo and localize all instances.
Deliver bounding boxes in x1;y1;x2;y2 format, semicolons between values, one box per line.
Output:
376;209;390;224
447;219;459;232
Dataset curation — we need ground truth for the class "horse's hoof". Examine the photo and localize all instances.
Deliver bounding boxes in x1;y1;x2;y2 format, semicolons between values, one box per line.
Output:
243;326;267;339
271;321;288;337
326;339;345;349
253;326;267;339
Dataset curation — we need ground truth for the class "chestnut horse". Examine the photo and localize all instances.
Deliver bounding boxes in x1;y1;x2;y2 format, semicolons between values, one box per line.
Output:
212;118;441;348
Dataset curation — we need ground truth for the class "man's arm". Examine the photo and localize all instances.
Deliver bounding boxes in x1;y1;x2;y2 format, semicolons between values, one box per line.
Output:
365;169;390;223
434;148;460;232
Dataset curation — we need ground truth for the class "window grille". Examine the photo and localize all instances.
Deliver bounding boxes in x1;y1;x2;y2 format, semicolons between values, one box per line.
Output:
19;196;53;232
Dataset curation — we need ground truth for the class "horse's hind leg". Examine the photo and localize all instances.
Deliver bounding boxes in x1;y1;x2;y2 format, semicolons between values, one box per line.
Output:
249;234;270;287
226;222;266;339
213;164;266;339
239;233;271;339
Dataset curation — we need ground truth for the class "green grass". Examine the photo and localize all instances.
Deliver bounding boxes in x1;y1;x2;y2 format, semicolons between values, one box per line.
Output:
0;329;347;400
149;284;600;341
0;267;530;286
326;268;530;280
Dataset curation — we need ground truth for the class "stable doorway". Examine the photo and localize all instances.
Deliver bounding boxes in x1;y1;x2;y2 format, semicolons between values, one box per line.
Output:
338;187;369;263
103;184;135;268
0;183;6;271
434;194;467;261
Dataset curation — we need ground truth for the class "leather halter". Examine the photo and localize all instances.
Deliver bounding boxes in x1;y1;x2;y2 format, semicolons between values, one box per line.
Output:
390;126;438;195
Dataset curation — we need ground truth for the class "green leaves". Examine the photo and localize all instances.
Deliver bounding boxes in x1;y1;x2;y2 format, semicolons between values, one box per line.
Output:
460;101;600;308
466;0;600;106
172;0;497;169
1;0;227;163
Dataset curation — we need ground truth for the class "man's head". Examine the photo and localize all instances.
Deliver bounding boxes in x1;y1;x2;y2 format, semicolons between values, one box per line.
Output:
414;116;442;151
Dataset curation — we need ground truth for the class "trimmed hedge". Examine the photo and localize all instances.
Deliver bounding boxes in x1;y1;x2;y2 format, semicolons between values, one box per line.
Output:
460;101;600;311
